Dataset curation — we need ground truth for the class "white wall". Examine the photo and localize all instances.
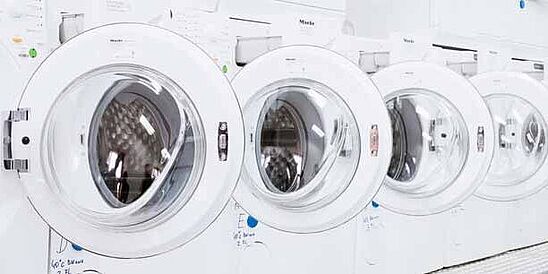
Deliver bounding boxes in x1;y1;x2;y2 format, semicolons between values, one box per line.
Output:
347;0;548;57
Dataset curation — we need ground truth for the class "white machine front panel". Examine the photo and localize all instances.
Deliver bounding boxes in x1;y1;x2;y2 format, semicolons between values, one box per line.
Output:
46;0;171;50
218;0;346;18
0;41;49;274
275;0;345;12
162;9;233;74
0;0;47;71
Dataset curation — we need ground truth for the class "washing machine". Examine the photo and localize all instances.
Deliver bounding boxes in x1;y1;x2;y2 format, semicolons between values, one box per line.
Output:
364;61;494;273
231;45;392;274
225;12;376;274
164;7;368;274
2;23;245;274
329;34;494;273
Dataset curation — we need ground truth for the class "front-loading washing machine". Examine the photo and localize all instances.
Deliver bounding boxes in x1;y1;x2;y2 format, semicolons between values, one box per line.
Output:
362;63;494;274
329;35;495;273
2;23;245;274
164;9;368;274
0;39;50;274
231;45;392;274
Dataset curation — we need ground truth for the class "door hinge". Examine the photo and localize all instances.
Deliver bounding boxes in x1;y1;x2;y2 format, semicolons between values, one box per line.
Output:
8;109;29;122
3;108;30;173
3;159;29;173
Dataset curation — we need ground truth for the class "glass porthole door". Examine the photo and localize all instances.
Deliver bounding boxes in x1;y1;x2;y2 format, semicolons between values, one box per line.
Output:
4;23;244;258
471;72;548;201
232;46;392;233
372;62;495;215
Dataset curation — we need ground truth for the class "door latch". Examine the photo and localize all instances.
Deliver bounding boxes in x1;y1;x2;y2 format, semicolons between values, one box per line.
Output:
477;126;485;153
218;122;228;161
3;108;30;173
370;124;379;157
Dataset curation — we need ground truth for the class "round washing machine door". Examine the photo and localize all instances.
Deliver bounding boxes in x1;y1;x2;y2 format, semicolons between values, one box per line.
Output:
371;61;495;215
232;45;392;233
9;23;244;258
472;72;548;201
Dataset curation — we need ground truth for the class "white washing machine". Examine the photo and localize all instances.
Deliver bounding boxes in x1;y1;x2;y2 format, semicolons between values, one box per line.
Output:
2;23;245;274
330;35;495;273
0;39;50;274
226;13;376;274
164;8;368;274
361;61;494;274
231;45;392;274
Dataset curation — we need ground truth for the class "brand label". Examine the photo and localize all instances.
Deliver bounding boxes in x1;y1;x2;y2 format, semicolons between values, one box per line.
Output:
298;19;315;26
402;37;415;44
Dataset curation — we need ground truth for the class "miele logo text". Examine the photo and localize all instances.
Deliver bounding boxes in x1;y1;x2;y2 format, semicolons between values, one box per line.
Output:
109;38;137;44
403;38;415;43
299;19;315;26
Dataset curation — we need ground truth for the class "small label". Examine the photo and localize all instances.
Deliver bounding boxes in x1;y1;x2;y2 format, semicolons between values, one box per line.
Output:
218;122;228;161
370;125;379;157
106;0;132;12
477;126;485;152
109;38;137;60
402;37;415;44
298;19;315;26
28;48;37;58
11;36;24;44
